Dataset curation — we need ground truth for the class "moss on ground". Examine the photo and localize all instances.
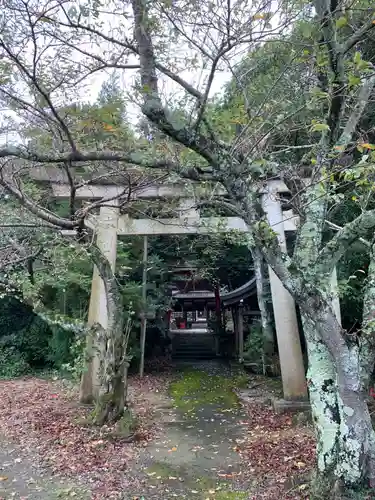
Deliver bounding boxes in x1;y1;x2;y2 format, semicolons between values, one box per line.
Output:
145;462;182;479
144;462;247;498
169;369;248;414
214;492;247;500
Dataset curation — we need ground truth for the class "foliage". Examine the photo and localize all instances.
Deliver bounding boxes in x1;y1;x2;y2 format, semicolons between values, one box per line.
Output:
61;334;87;380
0;347;30;378
0;296;76;377
243;322;264;373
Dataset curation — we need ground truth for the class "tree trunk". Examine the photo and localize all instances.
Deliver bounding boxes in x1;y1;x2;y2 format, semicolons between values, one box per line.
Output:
335;350;374;489
252;246;275;374
88;245;129;425
303;315;340;477
304;302;375;494
358;239;375;488
360;239;375;392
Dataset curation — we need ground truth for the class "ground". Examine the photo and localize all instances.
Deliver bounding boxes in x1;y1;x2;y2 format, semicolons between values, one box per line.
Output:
0;362;315;499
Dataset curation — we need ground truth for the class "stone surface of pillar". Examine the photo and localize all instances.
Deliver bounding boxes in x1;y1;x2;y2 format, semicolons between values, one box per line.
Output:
262;190;307;400
79;203;119;403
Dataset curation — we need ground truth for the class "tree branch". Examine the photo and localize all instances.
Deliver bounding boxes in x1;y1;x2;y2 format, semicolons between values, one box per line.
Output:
47;16;204;101
197;199;246;217
130;0;223;166
0;38;77;152
341;20;375;54
325;219;371;248
0;177;78;229
318;209;375;274
0;146;178;168
336;72;375;148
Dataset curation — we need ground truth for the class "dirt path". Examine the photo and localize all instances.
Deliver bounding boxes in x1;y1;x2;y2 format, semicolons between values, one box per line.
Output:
0;438;90;499
0;363;313;499
128;362;253;499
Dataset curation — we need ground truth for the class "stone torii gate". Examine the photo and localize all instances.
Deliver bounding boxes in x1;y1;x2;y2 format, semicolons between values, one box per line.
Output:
50;177;340;405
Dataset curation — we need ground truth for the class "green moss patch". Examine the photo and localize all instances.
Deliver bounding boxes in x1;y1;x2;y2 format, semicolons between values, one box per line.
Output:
144;465;248;499
170;369;248;414
214;491;247;500
145;462;182;479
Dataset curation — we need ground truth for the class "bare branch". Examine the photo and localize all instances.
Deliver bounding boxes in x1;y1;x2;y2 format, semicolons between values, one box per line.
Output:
131;0;223;165
0;175;77;230
0;146;178;169
341;19;375;55
45;16;205;100
319;209;375;274
336;73;375;148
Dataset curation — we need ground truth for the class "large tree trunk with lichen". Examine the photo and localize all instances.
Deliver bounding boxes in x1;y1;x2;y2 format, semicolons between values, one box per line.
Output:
88;245;129;425
359;239;375;488
303;300;375;496
303;316;340;477
290;180;375;492
251;246;275;374
360;239;375;392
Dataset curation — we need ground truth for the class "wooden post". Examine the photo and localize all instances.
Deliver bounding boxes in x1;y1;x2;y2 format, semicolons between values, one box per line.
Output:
238;300;244;363
139;235;148;377
233;307;239;357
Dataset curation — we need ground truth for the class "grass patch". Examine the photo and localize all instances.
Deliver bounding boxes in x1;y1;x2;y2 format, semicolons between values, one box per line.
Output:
170;369;248;414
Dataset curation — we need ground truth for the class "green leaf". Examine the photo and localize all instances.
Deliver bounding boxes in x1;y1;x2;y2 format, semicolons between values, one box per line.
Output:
357;59;371;71
299;21;313;38
348;74;361;87
354;51;362;65
336;16;348;29
310;87;329;101
310;122;330;132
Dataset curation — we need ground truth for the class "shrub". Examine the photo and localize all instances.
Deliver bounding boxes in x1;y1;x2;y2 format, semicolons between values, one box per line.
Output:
47;325;75;368
0;297;76;376
61;334;86;380
243;323;264;374
0;346;30;378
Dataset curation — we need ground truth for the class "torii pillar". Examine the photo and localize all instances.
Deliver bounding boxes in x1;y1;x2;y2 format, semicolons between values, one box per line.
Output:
80;203;119;404
262;190;308;401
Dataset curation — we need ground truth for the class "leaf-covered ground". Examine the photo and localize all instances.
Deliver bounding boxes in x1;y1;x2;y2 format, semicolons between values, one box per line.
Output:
0;366;316;499
0;374;171;499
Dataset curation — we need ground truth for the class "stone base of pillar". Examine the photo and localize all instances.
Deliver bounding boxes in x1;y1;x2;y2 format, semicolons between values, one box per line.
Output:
272;397;310;414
